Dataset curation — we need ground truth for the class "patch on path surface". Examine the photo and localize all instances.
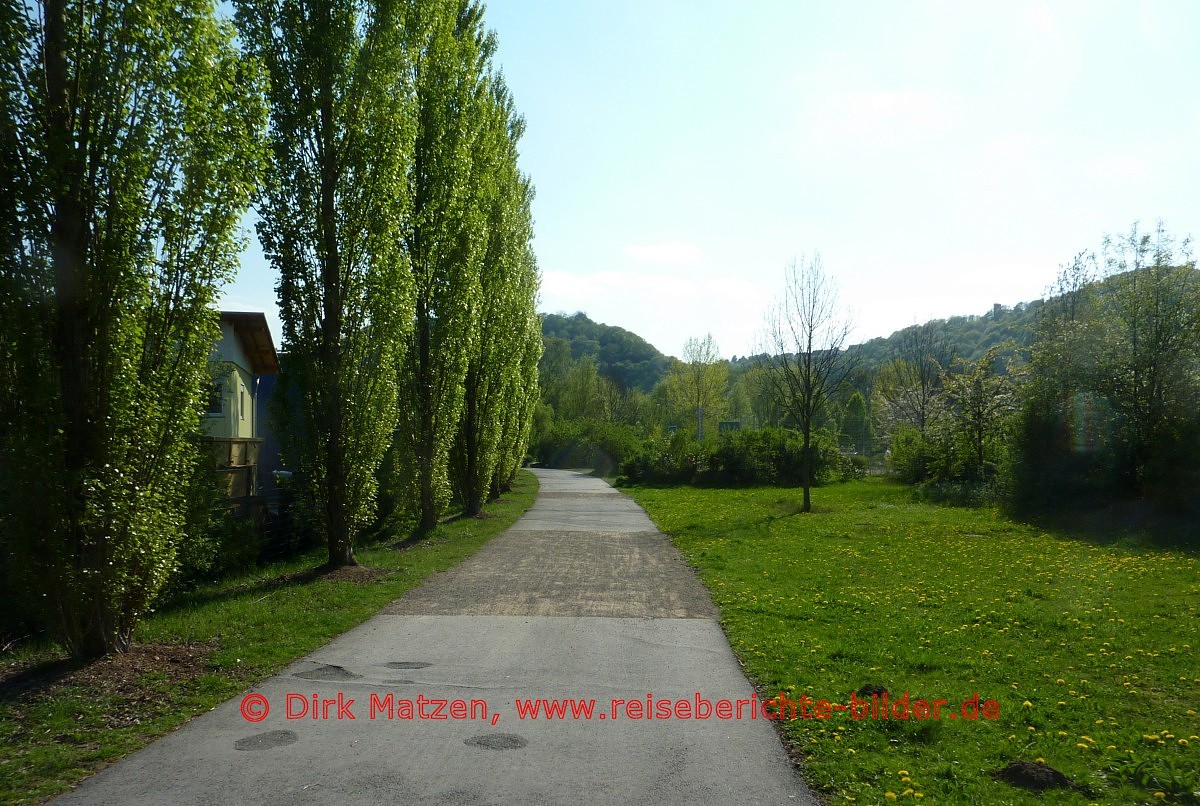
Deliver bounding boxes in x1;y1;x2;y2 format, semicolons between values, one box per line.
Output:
234;730;297;751
464;733;528;750
293;663;361;681
383;530;717;618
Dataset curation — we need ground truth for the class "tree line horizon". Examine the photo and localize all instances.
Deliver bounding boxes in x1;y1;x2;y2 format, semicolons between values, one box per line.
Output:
535;221;1200;522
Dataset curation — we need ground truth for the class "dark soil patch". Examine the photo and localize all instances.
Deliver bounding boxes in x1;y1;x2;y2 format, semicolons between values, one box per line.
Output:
315;565;395;584
1;641;219;705
991;760;1090;795
276;564;396;586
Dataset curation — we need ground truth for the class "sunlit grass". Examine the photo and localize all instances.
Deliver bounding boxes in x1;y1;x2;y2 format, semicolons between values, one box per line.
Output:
0;471;537;804
629;478;1200;804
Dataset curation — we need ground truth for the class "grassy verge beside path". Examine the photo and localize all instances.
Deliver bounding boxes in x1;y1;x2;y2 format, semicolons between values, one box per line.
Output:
629;477;1199;805
0;470;538;804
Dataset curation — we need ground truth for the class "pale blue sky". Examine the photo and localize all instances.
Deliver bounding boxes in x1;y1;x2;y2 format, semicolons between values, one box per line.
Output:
222;0;1200;359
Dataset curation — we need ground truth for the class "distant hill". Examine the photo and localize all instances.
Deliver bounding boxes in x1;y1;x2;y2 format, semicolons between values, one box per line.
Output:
727;298;1045;377
850;299;1044;369
540;312;672;392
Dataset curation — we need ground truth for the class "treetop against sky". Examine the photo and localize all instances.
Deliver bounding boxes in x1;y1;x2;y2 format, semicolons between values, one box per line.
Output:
223;0;1200;359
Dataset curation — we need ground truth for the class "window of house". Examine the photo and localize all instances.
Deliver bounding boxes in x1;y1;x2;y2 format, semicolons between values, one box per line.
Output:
207;381;223;415
239;385;246;420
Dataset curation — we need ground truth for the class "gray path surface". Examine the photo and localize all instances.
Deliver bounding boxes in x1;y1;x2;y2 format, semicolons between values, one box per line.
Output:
57;469;816;805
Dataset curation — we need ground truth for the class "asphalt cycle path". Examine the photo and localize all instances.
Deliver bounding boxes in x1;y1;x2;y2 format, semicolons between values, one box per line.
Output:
58;468;817;805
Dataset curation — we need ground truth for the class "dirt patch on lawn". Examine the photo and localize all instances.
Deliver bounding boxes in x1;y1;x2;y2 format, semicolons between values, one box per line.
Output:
271;564;397;586
1;641;220;707
991;760;1091;796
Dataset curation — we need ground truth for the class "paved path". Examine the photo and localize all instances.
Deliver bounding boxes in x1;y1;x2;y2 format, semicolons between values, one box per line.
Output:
58;469;816;805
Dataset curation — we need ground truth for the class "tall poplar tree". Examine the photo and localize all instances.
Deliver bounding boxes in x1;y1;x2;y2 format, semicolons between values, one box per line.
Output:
0;0;266;656
393;0;489;532
452;76;540;515
237;0;414;566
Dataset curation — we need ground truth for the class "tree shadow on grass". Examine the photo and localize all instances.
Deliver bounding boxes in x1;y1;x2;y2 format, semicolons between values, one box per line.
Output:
1013;498;1200;551
153;562;394;618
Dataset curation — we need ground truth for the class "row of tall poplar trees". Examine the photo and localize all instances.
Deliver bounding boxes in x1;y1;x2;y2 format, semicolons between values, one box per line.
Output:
0;0;540;658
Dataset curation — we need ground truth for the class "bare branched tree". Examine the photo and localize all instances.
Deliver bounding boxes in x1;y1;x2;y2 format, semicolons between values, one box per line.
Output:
874;321;954;439
760;255;857;512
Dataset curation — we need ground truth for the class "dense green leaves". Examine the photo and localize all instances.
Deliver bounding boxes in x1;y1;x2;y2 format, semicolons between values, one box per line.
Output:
1;0;266;656
244;0;541;547
540;312;672;393
1012;223;1200;509
384;0;541;529
239;0;415;566
1;0;541;659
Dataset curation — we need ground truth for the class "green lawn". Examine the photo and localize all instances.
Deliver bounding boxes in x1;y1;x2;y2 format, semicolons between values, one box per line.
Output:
0;470;537;804
628;478;1199;805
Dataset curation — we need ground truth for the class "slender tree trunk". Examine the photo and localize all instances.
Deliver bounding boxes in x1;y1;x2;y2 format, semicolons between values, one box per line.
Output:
45;0;114;658
801;428;812;513
461;365;483;516
415;305;439;533
318;67;354;568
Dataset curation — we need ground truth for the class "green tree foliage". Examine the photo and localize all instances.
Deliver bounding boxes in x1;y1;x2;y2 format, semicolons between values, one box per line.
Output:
451;74;541;515
662;334;728;440
238;0;413;567
540;312;671;392
937;346;1019;482
390;0;490;533
0;0;266;656
840;390;873;455
1014;224;1200;508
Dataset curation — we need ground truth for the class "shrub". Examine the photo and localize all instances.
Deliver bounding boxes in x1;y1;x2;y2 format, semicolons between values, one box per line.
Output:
534;419;642;477
621;426;863;487
889;426;931;484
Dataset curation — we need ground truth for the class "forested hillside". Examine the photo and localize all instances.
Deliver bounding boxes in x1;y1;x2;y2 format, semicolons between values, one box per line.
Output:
729;298;1046;378
540;312;671;392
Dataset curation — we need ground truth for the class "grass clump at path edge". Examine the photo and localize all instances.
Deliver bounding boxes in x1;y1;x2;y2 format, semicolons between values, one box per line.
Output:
628;477;1199;805
0;470;537;804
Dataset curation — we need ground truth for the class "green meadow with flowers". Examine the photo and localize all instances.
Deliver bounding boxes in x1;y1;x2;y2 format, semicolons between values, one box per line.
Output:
629;478;1199;805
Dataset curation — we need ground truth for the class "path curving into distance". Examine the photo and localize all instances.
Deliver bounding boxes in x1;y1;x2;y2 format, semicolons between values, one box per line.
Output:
57;469;817;805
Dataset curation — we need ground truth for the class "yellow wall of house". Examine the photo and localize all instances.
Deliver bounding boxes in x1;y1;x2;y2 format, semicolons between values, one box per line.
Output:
202;322;256;439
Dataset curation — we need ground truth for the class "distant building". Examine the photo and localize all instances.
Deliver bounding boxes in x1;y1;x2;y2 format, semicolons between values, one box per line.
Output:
202;312;279;497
